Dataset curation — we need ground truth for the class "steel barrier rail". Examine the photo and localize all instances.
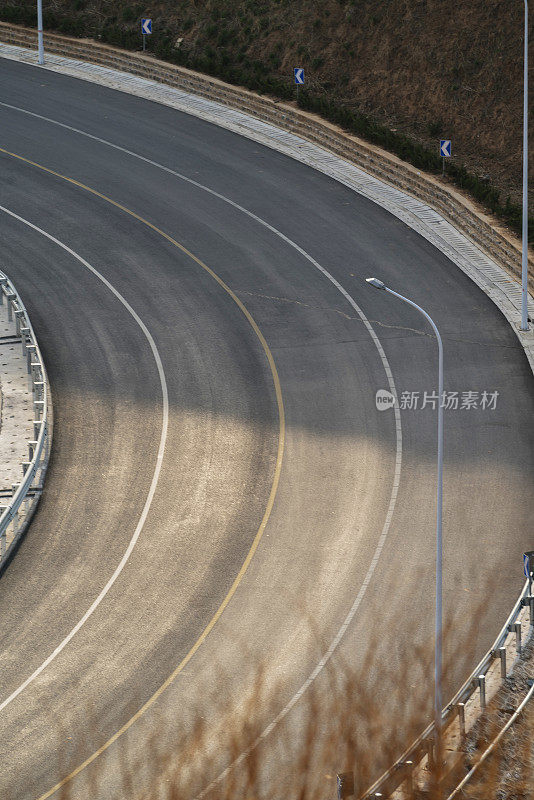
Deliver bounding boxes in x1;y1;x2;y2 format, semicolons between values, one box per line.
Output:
361;577;533;798
0;269;51;565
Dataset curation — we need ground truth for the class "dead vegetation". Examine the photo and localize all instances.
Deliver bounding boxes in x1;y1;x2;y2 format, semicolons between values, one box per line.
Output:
47;600;533;800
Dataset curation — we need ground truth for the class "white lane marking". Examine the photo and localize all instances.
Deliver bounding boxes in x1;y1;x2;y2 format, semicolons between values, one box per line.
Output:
200;318;401;792
0;204;169;714
0;107;403;771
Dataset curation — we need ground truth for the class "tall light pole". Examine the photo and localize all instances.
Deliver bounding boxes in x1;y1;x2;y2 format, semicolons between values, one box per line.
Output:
37;0;44;65
366;277;444;775
522;0;530;330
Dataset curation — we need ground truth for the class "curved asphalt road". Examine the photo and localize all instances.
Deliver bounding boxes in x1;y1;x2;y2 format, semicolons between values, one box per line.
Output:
0;58;532;799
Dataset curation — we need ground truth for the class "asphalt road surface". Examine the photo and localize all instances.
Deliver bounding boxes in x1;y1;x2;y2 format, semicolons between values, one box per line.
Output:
0;57;532;800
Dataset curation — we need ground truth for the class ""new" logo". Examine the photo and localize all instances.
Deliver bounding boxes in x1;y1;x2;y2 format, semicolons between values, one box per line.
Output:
375;389;396;410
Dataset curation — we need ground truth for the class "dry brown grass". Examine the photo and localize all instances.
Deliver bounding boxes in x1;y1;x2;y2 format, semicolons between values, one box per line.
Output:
49;597;533;800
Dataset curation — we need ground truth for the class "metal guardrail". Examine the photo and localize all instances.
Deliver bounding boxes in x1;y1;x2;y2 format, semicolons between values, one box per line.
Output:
0;270;51;566
361;578;534;798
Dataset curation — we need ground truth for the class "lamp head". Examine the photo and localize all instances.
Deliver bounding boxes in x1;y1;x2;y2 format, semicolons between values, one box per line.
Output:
366;277;386;290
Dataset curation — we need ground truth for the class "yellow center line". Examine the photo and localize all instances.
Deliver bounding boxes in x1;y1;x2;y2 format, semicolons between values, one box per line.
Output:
0;147;285;800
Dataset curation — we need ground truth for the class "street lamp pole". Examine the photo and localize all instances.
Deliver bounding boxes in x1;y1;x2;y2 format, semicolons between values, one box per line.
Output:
522;0;530;330
366;277;444;772
37;0;44;65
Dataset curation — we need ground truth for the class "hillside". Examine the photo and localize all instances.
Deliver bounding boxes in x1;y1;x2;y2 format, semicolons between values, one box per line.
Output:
1;0;532;233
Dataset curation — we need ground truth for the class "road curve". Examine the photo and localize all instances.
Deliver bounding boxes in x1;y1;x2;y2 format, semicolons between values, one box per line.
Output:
0;58;533;799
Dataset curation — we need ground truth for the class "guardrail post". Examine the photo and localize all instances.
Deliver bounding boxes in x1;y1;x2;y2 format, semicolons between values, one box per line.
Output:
456;702;466;740
33;421;42;440
13;308;25;335
26;344;37;373
514;622;522;654
402;760;414;793
477;675;486;709
20;327;30;355
28;441;38;461
521;595;534;626
425;738;435;770
33;399;45;418
21;461;31;476
498;646;507;678
6;293;15;321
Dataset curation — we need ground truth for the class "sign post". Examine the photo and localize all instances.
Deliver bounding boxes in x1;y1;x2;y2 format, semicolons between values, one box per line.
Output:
37;0;44;65
440;139;451;176
294;67;305;102
141;18;152;51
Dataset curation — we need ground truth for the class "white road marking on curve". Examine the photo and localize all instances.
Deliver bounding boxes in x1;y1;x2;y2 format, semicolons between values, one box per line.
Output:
0;104;403;786
0;204;169;715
